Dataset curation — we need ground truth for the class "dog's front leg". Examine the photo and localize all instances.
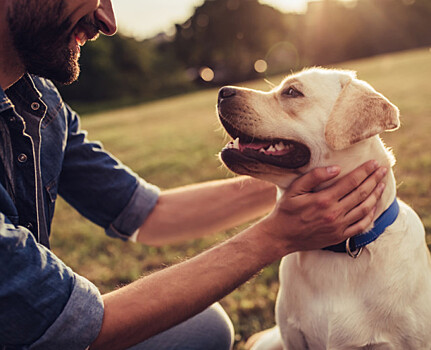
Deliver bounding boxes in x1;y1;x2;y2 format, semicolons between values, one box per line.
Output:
280;325;309;350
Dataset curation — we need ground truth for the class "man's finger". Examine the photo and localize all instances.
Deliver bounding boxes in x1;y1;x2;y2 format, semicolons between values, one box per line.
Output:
327;160;380;200
343;181;384;226
289;165;341;196
339;166;387;214
343;206;377;239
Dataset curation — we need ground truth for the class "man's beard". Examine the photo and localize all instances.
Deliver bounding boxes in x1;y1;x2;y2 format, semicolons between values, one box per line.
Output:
6;0;80;85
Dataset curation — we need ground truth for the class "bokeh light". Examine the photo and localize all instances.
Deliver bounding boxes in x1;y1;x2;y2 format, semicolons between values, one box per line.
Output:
264;41;300;76
254;59;268;73
200;67;215;82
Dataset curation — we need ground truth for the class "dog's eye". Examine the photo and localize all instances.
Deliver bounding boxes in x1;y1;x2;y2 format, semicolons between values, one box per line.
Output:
283;87;303;98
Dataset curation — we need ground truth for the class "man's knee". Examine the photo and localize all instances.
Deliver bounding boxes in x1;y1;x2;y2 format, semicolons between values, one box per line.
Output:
201;303;234;350
128;303;234;350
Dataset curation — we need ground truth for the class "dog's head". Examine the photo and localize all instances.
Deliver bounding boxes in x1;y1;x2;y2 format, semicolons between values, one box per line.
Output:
217;68;400;187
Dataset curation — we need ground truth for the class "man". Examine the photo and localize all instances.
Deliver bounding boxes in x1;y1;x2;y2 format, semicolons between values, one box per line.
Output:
0;1;387;349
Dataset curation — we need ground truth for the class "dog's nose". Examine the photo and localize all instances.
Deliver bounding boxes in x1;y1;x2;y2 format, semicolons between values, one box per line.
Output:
218;87;237;101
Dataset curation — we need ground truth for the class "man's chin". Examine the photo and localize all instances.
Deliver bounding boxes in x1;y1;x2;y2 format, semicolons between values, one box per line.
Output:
53;68;80;85
27;51;80;85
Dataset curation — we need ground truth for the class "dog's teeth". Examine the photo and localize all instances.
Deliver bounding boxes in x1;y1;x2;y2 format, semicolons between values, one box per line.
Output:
275;142;285;151
233;138;240;149
267;145;276;152
259;148;265;153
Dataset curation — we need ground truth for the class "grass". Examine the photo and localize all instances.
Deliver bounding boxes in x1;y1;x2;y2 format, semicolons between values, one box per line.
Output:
51;47;431;348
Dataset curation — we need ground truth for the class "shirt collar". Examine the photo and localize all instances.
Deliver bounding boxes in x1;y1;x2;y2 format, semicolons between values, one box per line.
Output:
0;74;42;114
0;85;13;113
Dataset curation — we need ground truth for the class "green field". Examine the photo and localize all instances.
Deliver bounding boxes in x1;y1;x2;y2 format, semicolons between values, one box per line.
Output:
51;48;431;348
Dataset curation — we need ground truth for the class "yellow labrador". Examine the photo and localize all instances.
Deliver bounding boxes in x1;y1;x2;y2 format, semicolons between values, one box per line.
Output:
217;68;431;349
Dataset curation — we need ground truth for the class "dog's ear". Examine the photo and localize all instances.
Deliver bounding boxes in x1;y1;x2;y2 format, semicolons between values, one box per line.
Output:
325;79;400;151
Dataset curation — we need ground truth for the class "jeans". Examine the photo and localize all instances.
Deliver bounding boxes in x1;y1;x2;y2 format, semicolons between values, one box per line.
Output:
128;303;234;350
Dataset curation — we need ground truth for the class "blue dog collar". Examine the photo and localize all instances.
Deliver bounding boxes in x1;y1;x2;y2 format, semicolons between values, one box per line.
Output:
323;198;399;258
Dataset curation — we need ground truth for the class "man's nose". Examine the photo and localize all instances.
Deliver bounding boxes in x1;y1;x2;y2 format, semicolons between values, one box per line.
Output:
95;0;117;36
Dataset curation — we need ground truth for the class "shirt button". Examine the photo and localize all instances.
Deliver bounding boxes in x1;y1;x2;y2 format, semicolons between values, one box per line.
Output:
9;116;16;123
17;153;28;163
30;102;40;111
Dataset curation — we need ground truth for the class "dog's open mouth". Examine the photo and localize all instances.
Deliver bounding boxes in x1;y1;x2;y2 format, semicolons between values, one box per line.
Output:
220;119;311;169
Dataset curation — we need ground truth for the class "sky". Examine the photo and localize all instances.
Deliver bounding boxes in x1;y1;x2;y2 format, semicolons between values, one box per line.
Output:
111;0;310;40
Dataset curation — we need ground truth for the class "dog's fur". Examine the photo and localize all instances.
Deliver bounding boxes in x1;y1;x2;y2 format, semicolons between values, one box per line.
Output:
217;68;431;349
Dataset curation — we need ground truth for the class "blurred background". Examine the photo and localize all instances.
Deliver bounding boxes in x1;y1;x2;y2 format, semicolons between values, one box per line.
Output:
51;1;431;349
59;0;431;112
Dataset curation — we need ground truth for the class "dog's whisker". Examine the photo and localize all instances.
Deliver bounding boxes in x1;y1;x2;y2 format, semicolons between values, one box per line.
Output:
264;78;276;89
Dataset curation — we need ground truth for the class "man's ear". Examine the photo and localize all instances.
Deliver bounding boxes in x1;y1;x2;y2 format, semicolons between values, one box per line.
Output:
324;79;400;151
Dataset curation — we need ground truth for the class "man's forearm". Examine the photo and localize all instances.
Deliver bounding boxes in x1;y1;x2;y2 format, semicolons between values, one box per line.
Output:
91;162;386;350
90;220;285;350
137;176;276;246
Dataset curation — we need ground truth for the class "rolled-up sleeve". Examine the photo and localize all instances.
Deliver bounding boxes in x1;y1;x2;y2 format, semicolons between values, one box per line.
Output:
106;178;160;240
58;104;160;241
0;214;104;349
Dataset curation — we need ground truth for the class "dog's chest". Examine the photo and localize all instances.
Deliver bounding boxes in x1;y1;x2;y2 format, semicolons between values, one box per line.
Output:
276;253;376;345
275;207;431;348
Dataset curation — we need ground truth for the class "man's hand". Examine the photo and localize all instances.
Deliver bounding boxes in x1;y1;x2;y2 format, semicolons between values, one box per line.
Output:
261;160;387;255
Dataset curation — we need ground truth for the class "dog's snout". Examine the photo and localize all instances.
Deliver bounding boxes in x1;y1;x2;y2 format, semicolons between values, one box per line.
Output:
218;87;237;101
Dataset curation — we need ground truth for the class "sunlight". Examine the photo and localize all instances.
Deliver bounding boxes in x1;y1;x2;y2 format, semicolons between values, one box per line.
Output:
112;0;364;40
259;0;309;13
260;0;359;13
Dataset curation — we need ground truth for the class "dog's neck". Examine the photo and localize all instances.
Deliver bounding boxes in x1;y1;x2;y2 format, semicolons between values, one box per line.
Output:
278;136;396;228
332;137;396;222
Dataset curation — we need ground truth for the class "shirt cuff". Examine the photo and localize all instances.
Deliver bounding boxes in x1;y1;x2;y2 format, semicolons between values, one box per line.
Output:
29;274;104;350
106;178;160;240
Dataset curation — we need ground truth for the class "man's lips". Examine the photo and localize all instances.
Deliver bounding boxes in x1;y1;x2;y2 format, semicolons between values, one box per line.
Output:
74;31;88;46
73;17;100;47
74;29;98;46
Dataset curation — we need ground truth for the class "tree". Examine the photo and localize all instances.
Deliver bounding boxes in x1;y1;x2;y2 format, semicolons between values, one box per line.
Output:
171;0;290;84
58;34;193;108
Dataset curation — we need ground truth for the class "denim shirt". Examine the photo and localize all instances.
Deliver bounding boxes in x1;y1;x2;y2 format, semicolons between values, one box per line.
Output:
0;75;160;349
